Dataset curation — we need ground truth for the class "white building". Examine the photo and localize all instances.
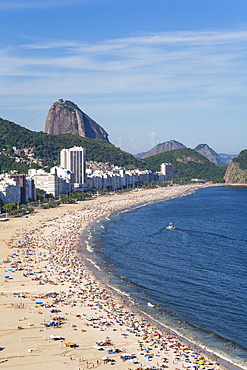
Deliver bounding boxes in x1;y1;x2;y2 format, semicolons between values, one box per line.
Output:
50;166;72;195
30;169;59;197
86;166;155;191
26;178;36;202
29;167;73;197
0;174;21;204
160;163;173;182
60;146;86;190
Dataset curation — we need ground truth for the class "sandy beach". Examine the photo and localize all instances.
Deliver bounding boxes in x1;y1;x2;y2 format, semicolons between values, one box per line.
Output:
0;184;226;370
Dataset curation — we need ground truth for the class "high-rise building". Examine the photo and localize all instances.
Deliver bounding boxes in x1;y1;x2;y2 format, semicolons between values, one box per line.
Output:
0;174;21;204
10;174;26;204
26;178;36;202
60;146;86;190
160;163;173;182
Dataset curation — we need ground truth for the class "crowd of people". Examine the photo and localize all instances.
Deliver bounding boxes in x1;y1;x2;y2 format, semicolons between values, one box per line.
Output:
0;184;224;370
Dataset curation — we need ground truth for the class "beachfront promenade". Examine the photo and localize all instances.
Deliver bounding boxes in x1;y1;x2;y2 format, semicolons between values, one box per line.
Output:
0;184;223;370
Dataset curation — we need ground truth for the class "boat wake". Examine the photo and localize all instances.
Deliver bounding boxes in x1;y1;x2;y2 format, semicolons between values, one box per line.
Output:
176;228;247;243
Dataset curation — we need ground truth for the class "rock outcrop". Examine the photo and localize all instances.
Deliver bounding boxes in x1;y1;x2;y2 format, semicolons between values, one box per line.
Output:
224;162;247;184
194;144;228;166
44;99;109;141
142;140;186;159
224;150;247;184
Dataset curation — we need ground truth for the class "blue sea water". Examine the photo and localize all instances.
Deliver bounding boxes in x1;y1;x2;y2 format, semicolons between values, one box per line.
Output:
81;186;247;369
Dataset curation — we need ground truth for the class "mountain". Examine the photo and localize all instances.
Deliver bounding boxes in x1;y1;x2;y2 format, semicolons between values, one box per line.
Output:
143;148;226;183
140;140;230;167
0;118;226;182
224;150;247;184
135;152;147;159
219;153;235;164
141;140;186;159
0;118;144;171
44;99;109;141
194;144;228;166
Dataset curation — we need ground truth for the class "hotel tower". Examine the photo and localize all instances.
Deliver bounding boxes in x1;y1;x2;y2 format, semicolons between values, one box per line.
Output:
60;146;86;190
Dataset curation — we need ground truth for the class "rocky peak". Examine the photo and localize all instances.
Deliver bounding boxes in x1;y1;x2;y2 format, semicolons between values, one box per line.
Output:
142;140;186;159
44;99;109;141
194;144;228;166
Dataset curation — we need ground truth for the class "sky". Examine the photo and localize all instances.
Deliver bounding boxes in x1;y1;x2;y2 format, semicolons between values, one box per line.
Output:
0;0;247;155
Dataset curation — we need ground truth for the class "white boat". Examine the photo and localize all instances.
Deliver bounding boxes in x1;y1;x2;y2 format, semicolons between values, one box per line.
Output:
166;223;175;230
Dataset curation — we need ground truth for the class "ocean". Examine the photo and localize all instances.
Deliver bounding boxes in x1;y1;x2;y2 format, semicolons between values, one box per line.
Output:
80;186;247;369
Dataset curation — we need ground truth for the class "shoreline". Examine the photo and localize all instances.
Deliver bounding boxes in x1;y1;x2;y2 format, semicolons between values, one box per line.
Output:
0;184;243;370
79;194;245;370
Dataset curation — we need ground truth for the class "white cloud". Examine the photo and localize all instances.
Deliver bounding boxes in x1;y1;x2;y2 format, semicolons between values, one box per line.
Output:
0;0;92;10
1;28;247;99
148;132;158;148
1;27;247;154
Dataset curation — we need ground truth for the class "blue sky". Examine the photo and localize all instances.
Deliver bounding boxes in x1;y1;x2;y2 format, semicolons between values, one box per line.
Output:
0;0;247;155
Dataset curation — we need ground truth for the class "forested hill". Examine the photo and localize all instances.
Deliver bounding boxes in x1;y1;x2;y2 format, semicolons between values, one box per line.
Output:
0;118;145;170
232;149;247;170
143;148;226;183
0;118;226;182
224;150;247;184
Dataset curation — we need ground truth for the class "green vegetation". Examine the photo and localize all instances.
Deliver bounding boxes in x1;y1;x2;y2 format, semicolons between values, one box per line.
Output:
233;150;247;170
41;200;61;209
0;117;227;182
2;202;34;216
0;153;30;174
143;148;226;183
0;118;145;170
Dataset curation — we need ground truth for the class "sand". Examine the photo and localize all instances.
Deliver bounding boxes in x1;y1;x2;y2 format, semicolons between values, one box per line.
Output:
0;184;225;370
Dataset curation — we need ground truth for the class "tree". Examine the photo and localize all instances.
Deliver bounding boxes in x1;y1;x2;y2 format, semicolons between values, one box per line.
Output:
2;203;17;211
